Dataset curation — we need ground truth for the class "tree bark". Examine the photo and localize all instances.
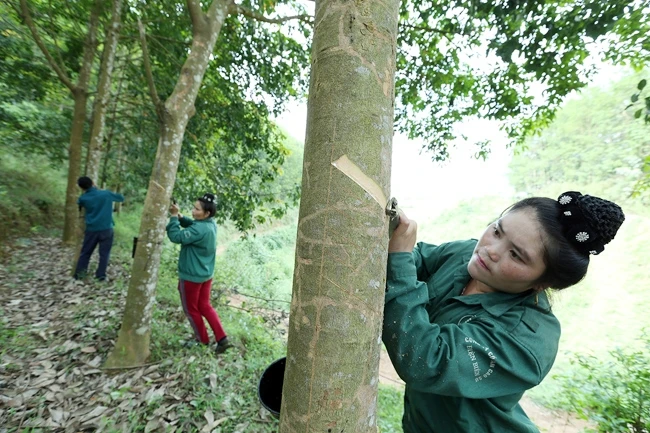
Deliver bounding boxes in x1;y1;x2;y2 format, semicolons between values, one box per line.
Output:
104;0;230;368
86;0;123;181
280;0;399;431
19;0;103;244
61;1;103;244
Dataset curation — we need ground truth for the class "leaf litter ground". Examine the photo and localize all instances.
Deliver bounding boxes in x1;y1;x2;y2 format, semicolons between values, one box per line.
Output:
0;237;281;432
0;236;589;433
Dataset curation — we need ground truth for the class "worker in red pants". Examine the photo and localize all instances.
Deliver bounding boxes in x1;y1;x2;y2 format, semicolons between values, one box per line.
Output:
166;193;232;355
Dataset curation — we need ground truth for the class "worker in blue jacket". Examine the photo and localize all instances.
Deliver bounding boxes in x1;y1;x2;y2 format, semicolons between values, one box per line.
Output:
74;176;124;281
383;191;625;433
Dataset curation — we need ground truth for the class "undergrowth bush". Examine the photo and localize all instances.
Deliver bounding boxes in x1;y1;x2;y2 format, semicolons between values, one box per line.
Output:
378;385;405;432
0;150;66;245
213;224;296;307
555;331;650;433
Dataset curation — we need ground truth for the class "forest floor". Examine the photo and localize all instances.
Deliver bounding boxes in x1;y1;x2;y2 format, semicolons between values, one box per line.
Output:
0;236;591;432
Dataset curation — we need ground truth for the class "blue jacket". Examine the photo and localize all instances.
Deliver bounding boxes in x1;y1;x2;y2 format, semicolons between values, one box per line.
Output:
77;187;125;232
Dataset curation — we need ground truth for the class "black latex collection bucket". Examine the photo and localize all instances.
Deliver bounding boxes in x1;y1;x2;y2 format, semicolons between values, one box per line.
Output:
258;356;286;419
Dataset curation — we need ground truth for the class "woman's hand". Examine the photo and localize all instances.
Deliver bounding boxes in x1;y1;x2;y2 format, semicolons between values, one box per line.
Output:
388;210;417;253
169;203;180;217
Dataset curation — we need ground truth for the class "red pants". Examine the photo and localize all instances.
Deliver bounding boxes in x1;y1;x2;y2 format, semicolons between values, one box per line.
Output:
178;279;226;344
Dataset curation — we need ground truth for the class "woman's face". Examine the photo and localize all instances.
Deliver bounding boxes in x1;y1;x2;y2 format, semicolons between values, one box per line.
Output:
467;208;547;294
191;200;209;220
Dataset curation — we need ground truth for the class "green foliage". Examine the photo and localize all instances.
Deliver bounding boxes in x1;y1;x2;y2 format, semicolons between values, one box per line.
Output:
121;0;310;231
176;102;304;231
111;204;144;250
508;69;650;210
377;385;405;433
602;5;650;69
2;0;311;233
0;150;66;245
0;99;71;162
626;77;650;196
5;0;649;230
628;78;649;125
555;332;650;433
0;8;72;161
0;11;54;101
213;221;297;305
395;0;649;159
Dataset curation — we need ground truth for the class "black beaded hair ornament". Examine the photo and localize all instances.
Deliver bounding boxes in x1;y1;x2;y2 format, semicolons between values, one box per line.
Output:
198;193;216;204
557;191;625;255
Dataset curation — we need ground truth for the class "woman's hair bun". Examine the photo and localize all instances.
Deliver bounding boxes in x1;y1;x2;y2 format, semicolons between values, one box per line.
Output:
557;191;625;255
199;193;216;204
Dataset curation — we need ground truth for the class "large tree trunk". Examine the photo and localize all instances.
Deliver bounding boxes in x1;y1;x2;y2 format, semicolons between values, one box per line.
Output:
104;0;229;368
86;0;123;180
280;0;399;431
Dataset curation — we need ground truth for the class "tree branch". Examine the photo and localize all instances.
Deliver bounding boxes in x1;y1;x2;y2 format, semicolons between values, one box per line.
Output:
19;0;74;91
137;18;163;120
231;4;312;25
186;0;207;34
400;22;457;37
77;0;103;89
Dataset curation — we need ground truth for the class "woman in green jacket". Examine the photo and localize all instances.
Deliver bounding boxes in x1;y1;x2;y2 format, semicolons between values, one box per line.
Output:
167;193;231;354
384;191;624;433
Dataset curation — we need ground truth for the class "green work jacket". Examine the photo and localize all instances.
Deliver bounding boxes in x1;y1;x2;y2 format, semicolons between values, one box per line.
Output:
166;216;217;283
383;240;560;433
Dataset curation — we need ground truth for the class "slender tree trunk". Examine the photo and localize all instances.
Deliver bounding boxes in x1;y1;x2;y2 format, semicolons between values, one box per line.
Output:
61;0;103;244
104;0;229;368
65;88;90;211
112;137;125;213
86;0;123;180
280;0;399;431
67;90;90;274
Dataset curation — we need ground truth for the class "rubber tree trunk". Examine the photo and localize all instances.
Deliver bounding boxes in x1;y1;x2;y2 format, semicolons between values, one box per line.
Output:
86;0;123;181
104;0;229;368
17;0;104;244
67;0;125;276
280;0;399;430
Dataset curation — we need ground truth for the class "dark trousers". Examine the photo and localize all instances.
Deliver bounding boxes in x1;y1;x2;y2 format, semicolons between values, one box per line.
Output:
178;279;227;344
74;228;114;280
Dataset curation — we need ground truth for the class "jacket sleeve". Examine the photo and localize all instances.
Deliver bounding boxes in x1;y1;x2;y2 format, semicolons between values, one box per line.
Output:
110;191;125;203
166;218;204;245
383;252;548;399
412;242;442;282
413;241;477;282
178;216;193;228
